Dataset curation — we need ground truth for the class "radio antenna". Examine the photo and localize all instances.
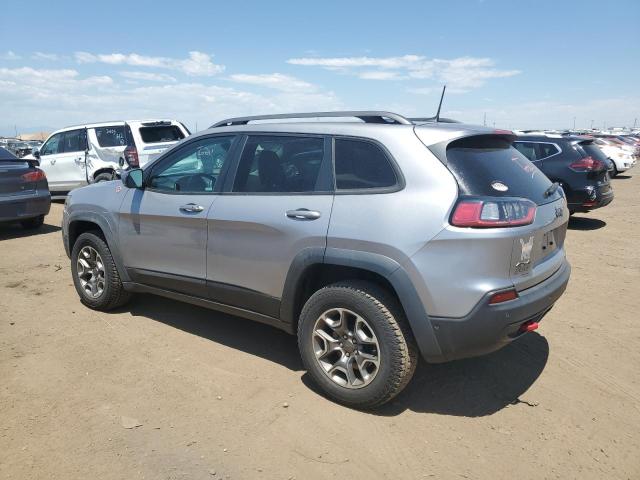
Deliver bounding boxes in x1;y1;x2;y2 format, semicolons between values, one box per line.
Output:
435;85;446;122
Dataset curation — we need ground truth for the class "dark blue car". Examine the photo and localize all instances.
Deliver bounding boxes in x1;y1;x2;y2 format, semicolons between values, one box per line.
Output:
0;147;51;229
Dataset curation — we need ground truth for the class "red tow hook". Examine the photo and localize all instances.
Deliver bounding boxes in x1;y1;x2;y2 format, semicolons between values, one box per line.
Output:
519;320;539;333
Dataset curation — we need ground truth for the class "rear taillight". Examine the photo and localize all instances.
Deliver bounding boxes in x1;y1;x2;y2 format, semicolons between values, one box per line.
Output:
451;198;536;228
21;168;46;182
569;156;605;172
124;145;139;167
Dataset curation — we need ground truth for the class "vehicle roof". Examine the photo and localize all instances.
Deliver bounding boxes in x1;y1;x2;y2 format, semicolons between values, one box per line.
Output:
49;119;180;135
196;120;501;146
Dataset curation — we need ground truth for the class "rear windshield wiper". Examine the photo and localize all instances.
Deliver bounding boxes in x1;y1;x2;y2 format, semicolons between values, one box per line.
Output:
544;182;560;198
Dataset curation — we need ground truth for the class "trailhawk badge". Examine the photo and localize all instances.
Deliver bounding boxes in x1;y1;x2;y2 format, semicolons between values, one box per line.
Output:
491;181;509;192
515;236;534;274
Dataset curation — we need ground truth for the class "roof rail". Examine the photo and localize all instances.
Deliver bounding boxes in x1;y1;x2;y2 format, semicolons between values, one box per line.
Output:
409;116;460;124
210;111;412;128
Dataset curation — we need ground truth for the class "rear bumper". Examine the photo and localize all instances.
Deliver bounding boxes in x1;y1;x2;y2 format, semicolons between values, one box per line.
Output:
0;191;51;223
568;184;613;212
425;259;571;363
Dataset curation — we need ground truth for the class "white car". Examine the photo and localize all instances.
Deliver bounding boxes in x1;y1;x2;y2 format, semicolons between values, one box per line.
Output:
27;120;190;195
593;138;636;175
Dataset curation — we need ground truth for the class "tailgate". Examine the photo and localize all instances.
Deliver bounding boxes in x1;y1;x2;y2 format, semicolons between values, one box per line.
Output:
510;196;569;291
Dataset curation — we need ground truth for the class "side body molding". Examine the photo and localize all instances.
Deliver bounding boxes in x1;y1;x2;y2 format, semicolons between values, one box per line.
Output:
280;247;443;360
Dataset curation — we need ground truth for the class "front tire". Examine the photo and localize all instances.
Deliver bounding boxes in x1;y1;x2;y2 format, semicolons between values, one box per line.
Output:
298;281;417;409
20;214;44;229
71;231;131;311
94;172;114;183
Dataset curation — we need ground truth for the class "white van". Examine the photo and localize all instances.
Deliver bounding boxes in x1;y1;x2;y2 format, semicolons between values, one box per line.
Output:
28;120;190;195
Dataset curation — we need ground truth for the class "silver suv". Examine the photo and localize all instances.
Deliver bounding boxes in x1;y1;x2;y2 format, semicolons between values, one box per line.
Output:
62;111;571;408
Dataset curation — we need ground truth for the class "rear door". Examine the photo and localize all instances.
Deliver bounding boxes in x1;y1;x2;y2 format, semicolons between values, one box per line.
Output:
206;134;333;317
119;135;238;296
87;124;129;167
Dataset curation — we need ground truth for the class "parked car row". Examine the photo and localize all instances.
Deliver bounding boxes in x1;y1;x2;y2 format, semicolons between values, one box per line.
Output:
0;138;43;158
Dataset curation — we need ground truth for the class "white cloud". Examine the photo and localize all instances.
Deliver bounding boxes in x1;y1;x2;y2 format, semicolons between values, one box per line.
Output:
288;54;520;91
74;51;224;76
0;51;21;60
32;52;59;61
288;55;423;69
358;71;404;80
120;71;177;83
229;73;316;92
0;66;340;134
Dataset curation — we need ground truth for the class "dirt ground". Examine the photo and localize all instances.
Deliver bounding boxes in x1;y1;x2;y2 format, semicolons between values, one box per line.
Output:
1;174;639;480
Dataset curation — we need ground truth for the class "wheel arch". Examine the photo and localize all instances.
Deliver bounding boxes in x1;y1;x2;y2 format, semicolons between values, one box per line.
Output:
92;168;116;182
67;214;130;282
280;247;442;361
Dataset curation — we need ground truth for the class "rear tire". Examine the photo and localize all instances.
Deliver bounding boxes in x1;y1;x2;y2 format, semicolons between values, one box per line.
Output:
298;281;418;409
71;231;131;311
610;163;618;177
20;214;44;229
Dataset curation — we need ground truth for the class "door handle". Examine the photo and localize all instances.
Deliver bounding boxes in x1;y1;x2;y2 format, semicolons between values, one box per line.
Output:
179;203;205;213
286;208;321;220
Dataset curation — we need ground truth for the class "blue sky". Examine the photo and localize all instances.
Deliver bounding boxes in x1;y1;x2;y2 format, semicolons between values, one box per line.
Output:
1;0;638;135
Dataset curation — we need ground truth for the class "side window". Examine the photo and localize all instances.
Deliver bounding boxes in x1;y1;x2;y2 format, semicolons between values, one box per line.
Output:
536;143;560;159
62;129;87;153
40;133;62;156
95;126;129;147
334;138;397;190
232;135;325;193
513;142;537;161
148;136;235;193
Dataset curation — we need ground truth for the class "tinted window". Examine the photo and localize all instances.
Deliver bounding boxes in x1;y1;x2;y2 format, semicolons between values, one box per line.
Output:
513;142;537;161
62;129;86;153
233;135;325;193
334;139;397;190
577;142;609;162
139;125;185;143
446;136;557;205
95;126;130;147
40;133;63;156
149;136;235;193
536;143;560;159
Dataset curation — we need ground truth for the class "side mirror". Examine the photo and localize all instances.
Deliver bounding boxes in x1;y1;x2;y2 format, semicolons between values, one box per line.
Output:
33;148;41;160
123;168;144;189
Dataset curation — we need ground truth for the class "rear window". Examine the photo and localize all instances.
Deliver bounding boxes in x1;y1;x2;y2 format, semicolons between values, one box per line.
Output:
139;125;185;144
445;136;557;205
577;142;609;163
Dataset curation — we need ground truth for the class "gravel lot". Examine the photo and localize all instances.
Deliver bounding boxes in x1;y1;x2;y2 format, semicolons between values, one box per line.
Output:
1;173;639;480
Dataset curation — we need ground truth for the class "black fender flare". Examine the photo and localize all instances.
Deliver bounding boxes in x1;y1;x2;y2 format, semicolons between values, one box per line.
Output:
280;247;443;360
67;212;130;283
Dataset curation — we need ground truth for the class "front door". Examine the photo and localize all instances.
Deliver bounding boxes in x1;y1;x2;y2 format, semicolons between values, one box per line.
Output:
118;134;238;296
207;134;333;317
55;129;89;191
38;132;64;190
